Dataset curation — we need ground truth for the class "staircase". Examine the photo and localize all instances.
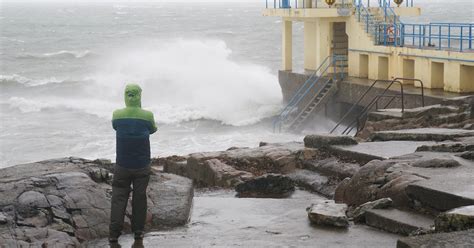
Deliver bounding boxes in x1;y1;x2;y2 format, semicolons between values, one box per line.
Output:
273;55;346;132
286;78;337;130
332;23;349;73
354;1;401;46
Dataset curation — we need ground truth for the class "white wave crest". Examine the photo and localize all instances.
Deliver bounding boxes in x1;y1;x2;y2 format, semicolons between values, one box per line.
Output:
18;50;92;59
0;74;64;86
91;39;283;126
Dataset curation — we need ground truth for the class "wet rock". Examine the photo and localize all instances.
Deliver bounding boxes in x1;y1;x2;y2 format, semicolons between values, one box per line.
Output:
370;128;474;142
165;142;324;186
411;158;461;168
17;191;50;209
287;169;336;198
235;174;295;198
0;212;9;225
0;158;194;245
397;229;474;248
348;198;393;223
17;209;50;227
435;205;474;232
304;134;357;149
416;142;474;153
87;167;112;183
307;200;349;228
335;159;425;207
304;157;360;179
458;151;474;161
171;158;253;187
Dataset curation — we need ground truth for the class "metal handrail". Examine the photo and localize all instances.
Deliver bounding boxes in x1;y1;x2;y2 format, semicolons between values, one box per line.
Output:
342;79;404;135
273;55;346;132
273;56;331;125
393;77;424;107
330;78;397;133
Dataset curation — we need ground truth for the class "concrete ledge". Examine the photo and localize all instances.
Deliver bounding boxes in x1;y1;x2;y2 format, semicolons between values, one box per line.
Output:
397;229;474;248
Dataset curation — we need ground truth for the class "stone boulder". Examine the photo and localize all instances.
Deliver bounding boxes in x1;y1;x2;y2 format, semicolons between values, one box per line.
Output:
287;169;337;198
304;135;358;149
435;205;474;232
347;198;393;223
163;142;324;187
235;174;295;198
0;157;193;246
306;200;349;228
334;159;425;207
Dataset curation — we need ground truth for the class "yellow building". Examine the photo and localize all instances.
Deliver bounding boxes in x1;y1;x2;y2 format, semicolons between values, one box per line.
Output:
263;0;474;93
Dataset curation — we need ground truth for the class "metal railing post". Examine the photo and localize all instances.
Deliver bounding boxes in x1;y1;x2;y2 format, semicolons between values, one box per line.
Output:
460;26;464;52
438;25;442;50
448;24;451;49
470;24;473;50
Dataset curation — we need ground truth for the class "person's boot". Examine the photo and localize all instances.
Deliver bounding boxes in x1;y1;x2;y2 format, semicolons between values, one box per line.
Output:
132;232;144;248
109;237;121;248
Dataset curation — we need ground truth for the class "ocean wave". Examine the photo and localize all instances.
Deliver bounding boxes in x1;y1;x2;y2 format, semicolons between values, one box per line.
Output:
0;74;66;87
17;50;93;59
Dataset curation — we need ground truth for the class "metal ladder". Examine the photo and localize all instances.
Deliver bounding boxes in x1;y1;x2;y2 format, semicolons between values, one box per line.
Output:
273;55;347;132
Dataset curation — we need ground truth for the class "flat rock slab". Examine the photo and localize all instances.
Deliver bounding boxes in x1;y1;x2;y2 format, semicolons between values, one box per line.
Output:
365;208;434;236
406;173;474;212
304;135;358;149
287;169;335;198
307;200;349;228
397;229;474;248
334;141;435;159
371;128;474;142
87;191;400;247
435;205;474;232
0;157;193;246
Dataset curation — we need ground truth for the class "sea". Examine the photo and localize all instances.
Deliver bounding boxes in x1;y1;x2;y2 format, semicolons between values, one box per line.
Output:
1;0;473;168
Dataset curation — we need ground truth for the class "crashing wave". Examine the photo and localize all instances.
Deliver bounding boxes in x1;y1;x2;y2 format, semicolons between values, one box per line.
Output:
0;74;66;87
17;50;93;59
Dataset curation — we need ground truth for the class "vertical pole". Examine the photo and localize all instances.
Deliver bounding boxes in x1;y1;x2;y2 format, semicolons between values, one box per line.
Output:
366;14;369;32
412;24;415;46
429;25;432;46
394;24;398;46
460;26;463;52
448;24;451;49
439;25;442;50
419;24;422;48
469;24;473;50
384;24;387;45
422;25;425;47
266;0;268;8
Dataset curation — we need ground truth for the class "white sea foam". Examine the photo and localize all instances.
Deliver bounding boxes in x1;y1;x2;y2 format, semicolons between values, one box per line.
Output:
90;39;283;126
0;74;64;86
18;50;92;59
5;39;283;126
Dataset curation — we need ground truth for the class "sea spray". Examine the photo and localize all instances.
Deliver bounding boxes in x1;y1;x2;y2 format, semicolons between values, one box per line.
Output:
91;38;283;126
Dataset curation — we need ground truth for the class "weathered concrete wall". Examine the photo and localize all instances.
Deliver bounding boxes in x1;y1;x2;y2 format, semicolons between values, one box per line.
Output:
278;71;462;125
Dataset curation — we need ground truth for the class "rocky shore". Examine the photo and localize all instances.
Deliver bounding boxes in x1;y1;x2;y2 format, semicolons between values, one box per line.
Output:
1;96;473;247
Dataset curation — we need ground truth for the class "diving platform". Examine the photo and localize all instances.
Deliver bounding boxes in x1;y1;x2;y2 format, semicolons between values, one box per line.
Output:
266;0;474;132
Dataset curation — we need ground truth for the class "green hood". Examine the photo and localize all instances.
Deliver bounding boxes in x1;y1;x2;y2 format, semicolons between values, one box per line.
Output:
124;84;142;108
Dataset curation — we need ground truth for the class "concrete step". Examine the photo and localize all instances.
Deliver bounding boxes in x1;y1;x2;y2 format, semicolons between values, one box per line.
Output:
365;208;434;236
406;177;474;212
397;229;474;248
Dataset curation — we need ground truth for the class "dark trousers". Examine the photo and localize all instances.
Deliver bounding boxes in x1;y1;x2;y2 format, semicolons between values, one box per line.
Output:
109;165;151;239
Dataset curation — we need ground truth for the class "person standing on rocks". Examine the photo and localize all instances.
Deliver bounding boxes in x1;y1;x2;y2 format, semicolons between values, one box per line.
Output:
109;84;157;247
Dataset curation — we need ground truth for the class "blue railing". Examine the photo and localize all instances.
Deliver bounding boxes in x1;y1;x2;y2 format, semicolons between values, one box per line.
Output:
273;55;347;132
373;23;474;51
354;0;474;52
266;0;415;9
266;0;354;9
